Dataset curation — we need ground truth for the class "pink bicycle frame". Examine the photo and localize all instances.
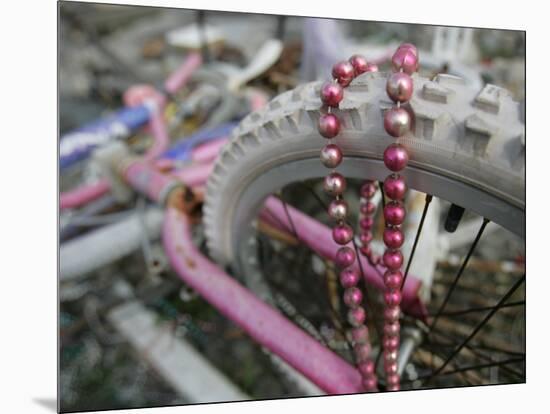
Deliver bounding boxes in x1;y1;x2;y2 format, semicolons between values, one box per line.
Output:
163;207;363;394
116;156;428;394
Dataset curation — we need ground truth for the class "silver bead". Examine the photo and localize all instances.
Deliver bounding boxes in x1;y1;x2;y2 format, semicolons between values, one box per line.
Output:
328;199;348;221
386;72;413;103
384;107;411;138
320;144;343;168
323;172;346;196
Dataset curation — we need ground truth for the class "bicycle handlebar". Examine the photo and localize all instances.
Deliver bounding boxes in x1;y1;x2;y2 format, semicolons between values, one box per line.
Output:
59;104;151;171
59;52;203;171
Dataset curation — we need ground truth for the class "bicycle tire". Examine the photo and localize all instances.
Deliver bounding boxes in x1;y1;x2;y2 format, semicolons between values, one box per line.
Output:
203;71;525;268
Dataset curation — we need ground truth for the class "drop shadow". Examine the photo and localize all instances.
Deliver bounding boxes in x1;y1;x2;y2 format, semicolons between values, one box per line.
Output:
33;398;57;412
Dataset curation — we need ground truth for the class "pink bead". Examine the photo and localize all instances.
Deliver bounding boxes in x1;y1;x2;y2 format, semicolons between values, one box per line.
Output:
328;198;348;220
386;72;414;103
383;321;400;337
123;84;165;108
363;377;378;391
360;245;372;257
384;306;401;322
360;182;377;198
360;201;376;215
399;43;418;57
336;246;356;268
332;61;355;86
318;113;341;138
384;270;403;290
383;335;400;351
354;343;372;362
387;384;400;391
323;172;347;196
384;201;406;226
352;326;369;344
348;307;366;327
348;54;369;76
384;289;403;307
384;349;398;365
366;63;379;72
359;231;373;245
358;360;375;376
367;201;376;214
385;361;398;375
320;144;343;169
339;267;360;288
383;175;407;200
383;227;405;248
386;373;400;387
333;223;354;245
383;249;404;270
343;287;363;308
392;46;418;74
383;143;409;171
320;82;344;107
360;216;374;230
384;107;411;138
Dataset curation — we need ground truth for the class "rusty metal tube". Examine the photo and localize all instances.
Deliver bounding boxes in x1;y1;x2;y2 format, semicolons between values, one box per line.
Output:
162;207;363;394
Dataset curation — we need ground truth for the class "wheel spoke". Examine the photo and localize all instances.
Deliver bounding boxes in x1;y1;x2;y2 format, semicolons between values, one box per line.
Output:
415;344;478;385
417;316;525;376
299;182;329;211
427;300;525;318
348;209;385;356
425;329;525;379
259;181;524;390
378;181;386;210
375;346;384;376
323;263;354;349
424;274;525;383
401;194;433;290
263;205;292;233
428;218;491;333
410;357;525;383
428;326;525;362
468;343;525;358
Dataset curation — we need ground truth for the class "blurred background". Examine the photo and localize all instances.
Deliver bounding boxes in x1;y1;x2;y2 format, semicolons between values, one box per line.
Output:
60;2;524;135
59;2;525;412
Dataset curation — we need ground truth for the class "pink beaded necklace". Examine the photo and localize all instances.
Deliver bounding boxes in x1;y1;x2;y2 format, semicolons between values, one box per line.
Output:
318;43;418;392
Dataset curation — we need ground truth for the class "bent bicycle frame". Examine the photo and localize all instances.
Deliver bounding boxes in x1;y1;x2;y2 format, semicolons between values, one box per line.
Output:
60;60;428;396
116;138;427;394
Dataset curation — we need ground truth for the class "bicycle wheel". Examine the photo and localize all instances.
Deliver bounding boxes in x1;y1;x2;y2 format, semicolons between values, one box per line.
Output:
202;70;525;390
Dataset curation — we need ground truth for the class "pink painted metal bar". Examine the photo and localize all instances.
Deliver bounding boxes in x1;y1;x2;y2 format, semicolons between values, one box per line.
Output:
59;180;111;210
261;197;427;319
164;52;203;95
191;138;228;164
174;163;214;187
144;111;171;161
123;160;181;204
162;207;363;394
247;89;269;111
